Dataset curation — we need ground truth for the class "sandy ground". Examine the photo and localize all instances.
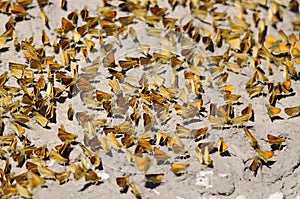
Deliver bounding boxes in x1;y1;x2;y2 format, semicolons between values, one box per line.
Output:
0;0;300;198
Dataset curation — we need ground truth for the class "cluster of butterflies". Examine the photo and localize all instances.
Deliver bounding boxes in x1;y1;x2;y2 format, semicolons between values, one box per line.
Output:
0;0;299;198
243;127;286;175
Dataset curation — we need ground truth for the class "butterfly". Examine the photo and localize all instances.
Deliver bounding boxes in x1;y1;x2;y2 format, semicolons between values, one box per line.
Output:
273;80;292;95
107;132;122;150
67;9;78;24
267;134;286;146
33;112;48;127
145;173;164;184
70;162;86;181
268;1;283;27
116;175;129;192
17;183;32;198
176;124;208;139
246;85;265;98
153;147;170;161
118;16;135;26
288;0;299;13
217;137;228;154
61;17;75;34
265;104;281;120
135;155;152;173
119;59;139;70
291;41;300;64
28;170;45;191
264;35;290;55
57;125;77;142
12;3;28;18
249;155;260;174
96;90;112;103
40;8;50;29
50;149;68;165
285;105;300;117
244;127;259;149
11;121;25;137
83;38;95;52
208;115;228;128
284;58;298;80
103;52;116;67
37;165;55;179
129;182;142;199
34;145;49;159
230;112;250;127
85;169;101;182
170;163;189;175
195;145;213;167
162;17;177;29
173;103;198;119
55;171;71;184
80;6;89;20
256;149;274;163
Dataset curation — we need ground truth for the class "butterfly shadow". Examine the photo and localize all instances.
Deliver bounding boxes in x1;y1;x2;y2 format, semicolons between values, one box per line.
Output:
277;92;296;101
119;185;129;194
0;47;9;53
145;182;161;189
17;121;31;130
61;0;68;11
271;144;286;151
79;181;103;192
156;160;170;166
211;126;231;130
44;125;51;130
25;5;37;10
270;116;284;122
261;160;276;169
183;118;200;125
105;150;113;158
15;16;34;22
220;150;231;157
195;134;209;142
56;96;68;104
210;147;218;154
95;161;104;171
49;110;57;124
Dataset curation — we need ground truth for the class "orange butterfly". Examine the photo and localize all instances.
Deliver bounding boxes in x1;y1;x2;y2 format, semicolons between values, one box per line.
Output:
265;104;281;120
267;134;286;149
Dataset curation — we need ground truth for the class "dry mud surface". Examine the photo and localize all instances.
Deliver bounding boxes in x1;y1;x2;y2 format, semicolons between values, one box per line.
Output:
0;0;300;198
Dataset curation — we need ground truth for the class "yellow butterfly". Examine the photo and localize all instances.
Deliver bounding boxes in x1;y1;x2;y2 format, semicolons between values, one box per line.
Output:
291;41;300;64
145;173;164;184
55;171;71;184
33;112;48;127
135;155;152;173
265;104;281;119
249;155;260;174
244;127;259;149
285;105;300;117
256;149;274;163
217;137;228;154
170;163;189;175
57;125;77;142
153;147;170;161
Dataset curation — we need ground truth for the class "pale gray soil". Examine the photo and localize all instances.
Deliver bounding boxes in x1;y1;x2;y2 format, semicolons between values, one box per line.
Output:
0;0;299;199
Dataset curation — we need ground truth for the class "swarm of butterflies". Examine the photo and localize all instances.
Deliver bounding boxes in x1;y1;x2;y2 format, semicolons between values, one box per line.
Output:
0;0;299;198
